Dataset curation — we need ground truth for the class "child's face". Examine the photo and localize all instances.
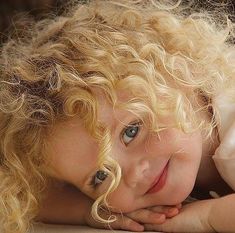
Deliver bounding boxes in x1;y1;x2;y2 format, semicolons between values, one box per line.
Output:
47;90;203;213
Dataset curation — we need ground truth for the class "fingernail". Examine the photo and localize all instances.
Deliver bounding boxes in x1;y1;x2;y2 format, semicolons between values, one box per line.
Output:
155;214;166;223
168;208;177;214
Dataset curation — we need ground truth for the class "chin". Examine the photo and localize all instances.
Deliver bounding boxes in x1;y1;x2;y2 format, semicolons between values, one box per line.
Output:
158;182;194;206
169;185;195;204
167;192;191;205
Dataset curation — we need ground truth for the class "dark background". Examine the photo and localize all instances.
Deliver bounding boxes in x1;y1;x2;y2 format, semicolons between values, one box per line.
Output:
0;0;65;43
0;0;234;44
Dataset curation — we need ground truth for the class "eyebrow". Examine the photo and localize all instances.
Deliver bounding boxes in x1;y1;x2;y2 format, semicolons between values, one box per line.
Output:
110;113;136;134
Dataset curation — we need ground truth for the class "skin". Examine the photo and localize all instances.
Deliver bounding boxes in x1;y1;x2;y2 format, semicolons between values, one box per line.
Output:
38;89;235;232
45;89;220;214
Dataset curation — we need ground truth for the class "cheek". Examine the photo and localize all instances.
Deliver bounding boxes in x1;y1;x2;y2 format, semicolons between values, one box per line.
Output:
144;131;176;157
106;187;138;213
169;168;197;201
147;129;202;156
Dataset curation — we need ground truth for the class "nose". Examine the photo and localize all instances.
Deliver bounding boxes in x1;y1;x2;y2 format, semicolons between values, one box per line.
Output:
123;159;150;188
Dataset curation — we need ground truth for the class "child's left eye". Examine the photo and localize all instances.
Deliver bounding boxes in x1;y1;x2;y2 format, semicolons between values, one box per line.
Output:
91;170;108;188
121;122;142;145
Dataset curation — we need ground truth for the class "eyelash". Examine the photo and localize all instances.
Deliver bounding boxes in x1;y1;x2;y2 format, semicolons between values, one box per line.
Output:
90;170;108;189
121;121;142;146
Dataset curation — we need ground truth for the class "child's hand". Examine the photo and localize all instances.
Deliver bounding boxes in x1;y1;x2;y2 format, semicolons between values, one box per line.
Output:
85;204;181;231
143;199;215;232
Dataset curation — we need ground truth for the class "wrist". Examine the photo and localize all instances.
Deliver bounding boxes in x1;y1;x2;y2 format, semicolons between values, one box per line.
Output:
206;198;218;232
208;194;235;232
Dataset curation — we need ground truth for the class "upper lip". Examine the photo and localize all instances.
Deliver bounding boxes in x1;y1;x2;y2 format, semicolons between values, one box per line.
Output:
145;161;169;194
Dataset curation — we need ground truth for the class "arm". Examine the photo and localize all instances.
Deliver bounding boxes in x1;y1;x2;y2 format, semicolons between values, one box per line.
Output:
209;193;235;232
36;182;93;225
144;194;235;232
35;182;180;231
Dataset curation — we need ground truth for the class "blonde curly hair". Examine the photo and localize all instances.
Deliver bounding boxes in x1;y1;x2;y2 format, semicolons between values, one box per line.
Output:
1;0;235;232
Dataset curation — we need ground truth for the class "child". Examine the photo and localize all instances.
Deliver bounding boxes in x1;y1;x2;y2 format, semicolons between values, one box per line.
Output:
1;0;235;232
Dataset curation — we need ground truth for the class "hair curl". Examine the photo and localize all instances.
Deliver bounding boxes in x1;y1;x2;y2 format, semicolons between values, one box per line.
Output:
1;0;235;232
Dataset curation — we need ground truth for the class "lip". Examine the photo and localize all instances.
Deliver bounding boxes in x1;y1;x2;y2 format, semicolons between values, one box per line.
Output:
146;162;169;194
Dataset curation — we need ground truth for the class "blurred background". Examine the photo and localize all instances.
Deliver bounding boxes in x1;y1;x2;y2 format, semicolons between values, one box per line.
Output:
0;0;65;43
0;0;234;44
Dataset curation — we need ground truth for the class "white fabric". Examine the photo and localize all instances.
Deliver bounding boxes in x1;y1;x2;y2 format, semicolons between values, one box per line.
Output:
213;92;235;191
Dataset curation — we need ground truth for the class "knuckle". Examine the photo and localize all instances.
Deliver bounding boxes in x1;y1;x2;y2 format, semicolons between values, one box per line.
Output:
123;217;134;226
126;209;141;219
107;218;123;230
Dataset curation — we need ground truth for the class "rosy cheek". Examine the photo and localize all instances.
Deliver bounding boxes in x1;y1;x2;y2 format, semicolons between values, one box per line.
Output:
144;133;169;156
106;190;137;213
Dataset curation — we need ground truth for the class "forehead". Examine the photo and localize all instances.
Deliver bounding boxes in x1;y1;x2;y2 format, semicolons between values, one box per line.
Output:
96;91;116;128
94;88;134;130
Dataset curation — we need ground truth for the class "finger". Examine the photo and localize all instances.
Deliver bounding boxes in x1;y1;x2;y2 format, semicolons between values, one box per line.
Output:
126;208;166;224
144;223;164;232
149;205;181;218
109;215;144;232
144;215;179;232
165;207;180;218
86;211;144;231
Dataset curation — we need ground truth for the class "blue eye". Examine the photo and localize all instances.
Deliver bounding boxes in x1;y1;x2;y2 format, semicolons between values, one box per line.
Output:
122;122;141;145
91;170;108;188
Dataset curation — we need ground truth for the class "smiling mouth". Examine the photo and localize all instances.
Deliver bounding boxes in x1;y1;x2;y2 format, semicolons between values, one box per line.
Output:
146;162;169;194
